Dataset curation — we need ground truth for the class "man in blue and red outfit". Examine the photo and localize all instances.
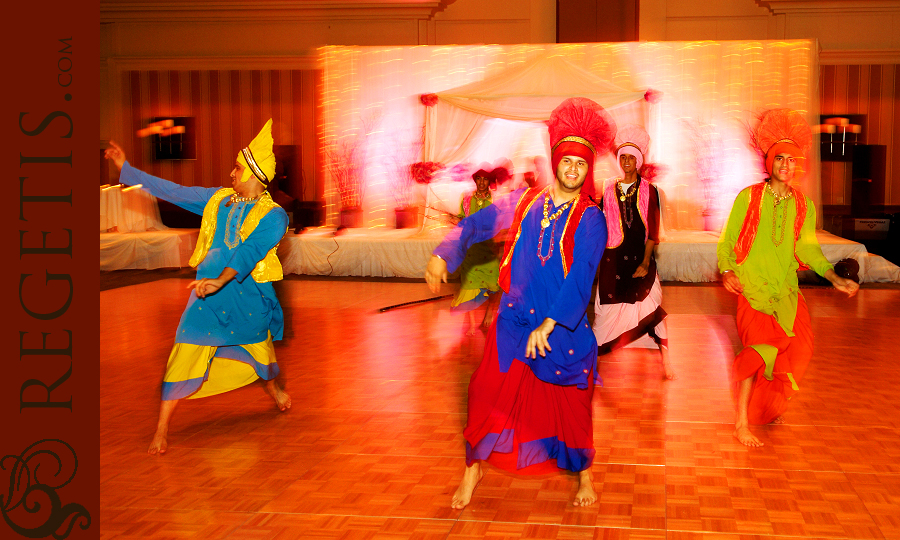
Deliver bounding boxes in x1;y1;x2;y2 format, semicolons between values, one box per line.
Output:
425;97;614;508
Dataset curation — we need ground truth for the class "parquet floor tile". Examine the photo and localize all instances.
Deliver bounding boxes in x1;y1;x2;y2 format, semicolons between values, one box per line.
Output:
100;279;900;539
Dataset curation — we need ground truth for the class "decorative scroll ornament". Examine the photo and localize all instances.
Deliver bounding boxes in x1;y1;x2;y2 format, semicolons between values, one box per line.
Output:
1;439;91;539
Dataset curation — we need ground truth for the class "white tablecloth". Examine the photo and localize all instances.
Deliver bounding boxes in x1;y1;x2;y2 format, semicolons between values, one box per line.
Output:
100;229;199;271
100;186;168;233
279;228;445;278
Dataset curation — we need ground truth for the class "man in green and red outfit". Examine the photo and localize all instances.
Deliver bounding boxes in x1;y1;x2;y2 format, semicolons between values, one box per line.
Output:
717;109;858;447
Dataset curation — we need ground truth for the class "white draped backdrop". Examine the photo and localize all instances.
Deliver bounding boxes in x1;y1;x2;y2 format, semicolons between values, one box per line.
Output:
320;41;820;232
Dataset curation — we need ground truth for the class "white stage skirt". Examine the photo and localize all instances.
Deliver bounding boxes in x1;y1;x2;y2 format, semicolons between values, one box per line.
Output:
100;229;199;271
100;227;900;283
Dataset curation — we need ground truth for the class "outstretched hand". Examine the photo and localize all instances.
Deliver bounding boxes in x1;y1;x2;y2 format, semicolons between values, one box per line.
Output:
831;275;859;297
525;318;556;359
104;140;126;172
425;255;448;294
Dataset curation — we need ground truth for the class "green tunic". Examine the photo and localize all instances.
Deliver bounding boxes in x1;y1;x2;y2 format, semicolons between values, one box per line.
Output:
451;191;500;308
717;185;833;336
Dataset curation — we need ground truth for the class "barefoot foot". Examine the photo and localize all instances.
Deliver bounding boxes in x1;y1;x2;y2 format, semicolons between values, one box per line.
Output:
573;469;597;506
148;431;168;455
266;380;292;412
465;326;479;336
660;348;677;380
662;362;678;380
733;425;763;447
771;416;785;424
451;462;484;509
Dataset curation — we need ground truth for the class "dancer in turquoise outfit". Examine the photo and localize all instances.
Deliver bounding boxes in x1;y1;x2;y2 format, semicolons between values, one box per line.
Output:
105;119;292;455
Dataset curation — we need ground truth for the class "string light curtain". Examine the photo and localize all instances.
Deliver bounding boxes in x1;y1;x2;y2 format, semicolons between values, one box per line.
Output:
320;41;818;231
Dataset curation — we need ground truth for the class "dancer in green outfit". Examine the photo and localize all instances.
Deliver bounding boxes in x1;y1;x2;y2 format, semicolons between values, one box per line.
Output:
451;164;503;335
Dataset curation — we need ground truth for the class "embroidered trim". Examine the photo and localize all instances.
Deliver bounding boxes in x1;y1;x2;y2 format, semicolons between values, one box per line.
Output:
552;136;595;154
241;147;269;185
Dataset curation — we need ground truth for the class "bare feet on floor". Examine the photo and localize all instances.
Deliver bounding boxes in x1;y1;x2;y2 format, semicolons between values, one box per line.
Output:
662;361;678;380
266;379;292;412
465;326;479;336
573;469;597;506
660;348;677;380
148;430;168;455
451;462;484;509
771;416;785;424
733;424;763;447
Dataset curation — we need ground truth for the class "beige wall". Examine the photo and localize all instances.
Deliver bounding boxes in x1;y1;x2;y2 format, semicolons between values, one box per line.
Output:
639;0;900;55
100;0;556;193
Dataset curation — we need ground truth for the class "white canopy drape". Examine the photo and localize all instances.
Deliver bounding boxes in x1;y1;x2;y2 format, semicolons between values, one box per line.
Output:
423;55;647;166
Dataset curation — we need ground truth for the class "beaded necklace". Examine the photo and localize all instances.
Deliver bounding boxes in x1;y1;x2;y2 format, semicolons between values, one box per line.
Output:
537;193;574;265
617;179;638;228
766;182;792;247
224;200;253;249
471;191;490;212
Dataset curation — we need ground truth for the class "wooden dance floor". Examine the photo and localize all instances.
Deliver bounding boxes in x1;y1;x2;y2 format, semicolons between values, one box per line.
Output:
100;277;900;539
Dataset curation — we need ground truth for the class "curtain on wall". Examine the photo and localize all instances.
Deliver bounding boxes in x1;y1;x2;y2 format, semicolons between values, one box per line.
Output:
320;41;819;231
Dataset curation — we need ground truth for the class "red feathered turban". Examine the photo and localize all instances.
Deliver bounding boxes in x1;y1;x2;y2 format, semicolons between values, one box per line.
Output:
547;97;617;198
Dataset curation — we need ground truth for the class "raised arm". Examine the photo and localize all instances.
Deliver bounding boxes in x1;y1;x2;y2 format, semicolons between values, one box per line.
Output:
105;140;220;215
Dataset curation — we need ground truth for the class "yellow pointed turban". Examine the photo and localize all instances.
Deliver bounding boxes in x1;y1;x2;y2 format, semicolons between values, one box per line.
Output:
236;118;276;186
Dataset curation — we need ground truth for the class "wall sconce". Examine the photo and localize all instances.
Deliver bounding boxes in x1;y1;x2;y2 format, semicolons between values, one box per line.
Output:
816;116;862;161
138;117;196;160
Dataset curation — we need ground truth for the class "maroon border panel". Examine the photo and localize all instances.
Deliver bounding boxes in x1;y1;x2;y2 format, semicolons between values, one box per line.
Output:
6;1;101;538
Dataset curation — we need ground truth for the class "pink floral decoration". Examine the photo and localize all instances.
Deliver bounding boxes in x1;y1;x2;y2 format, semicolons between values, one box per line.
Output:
411;161;445;184
644;88;663;104
419;93;438;107
448;162;474;182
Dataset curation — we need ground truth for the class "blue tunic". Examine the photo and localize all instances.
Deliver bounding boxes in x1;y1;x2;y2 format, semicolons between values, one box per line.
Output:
119;162;288;346
435;187;607;389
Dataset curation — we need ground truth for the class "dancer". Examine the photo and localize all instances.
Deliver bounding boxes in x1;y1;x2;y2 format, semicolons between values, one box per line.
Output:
425;97;614;508
452;164;502;335
593;124;674;379
104;119;292;455
717;109;858;447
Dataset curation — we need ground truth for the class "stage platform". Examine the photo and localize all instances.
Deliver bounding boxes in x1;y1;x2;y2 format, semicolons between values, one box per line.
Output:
99;227;900;282
100;228;199;271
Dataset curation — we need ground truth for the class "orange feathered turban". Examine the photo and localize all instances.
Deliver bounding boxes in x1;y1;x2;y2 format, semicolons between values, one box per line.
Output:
751;109;812;178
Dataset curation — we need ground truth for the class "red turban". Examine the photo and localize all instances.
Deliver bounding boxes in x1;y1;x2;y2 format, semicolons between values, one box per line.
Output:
547;97;617;198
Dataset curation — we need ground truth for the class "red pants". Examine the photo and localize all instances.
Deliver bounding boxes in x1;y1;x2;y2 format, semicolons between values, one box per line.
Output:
464;321;595;473
732;295;813;425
